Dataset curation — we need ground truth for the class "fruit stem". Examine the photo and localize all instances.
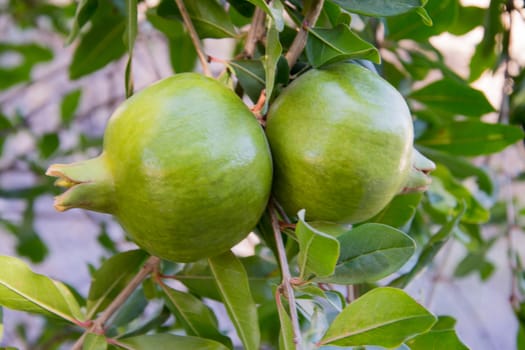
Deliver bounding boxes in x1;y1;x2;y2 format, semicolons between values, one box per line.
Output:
173;0;212;77
285;0;325;69
46;154;116;214
269;200;302;348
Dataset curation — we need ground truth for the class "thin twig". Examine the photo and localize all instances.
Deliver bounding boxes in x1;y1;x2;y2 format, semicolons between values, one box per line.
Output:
285;0;325;69
173;0;211;77
71;255;161;350
269;200;302;348
243;7;267;58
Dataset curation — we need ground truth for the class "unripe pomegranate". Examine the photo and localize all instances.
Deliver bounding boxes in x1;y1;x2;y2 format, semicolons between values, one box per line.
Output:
266;63;434;224
47;73;273;262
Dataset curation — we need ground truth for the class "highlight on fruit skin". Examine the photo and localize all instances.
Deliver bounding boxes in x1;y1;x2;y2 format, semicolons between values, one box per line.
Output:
266;62;435;224
47;73;273;263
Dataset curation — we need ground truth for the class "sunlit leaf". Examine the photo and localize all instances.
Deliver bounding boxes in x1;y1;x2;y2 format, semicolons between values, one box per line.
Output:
118;334;230;349
319;287;436;347
83;333;107;350
160;283;232;347
0;255;84;323
409;78;494;117
418;121;523;156
245;0;284;31
208;251;260;350
306;25;380;67
295;210;340;280
330;0;426;17
317;224;415;284
406;316;469;349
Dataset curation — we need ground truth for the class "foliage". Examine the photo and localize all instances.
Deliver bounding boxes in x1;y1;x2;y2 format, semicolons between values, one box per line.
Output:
0;0;524;349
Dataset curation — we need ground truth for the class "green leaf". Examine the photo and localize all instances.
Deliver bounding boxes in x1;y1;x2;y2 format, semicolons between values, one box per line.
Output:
146;9;197;73
366;193;423;228
124;0;137;97
263;17;283;111
330;0;426;17
406;316;469;349
0;255;84;323
319;287;436;347
156;0;237;38
296;209;340;280
83;333;107;350
69;5;126;79
417;146;493;194
38;133;59;158
61;89;82;125
86;250;148;318
66;0;98;44
316;224;415;284
208;251;260;350
409;78;494;117
160;284;232;347
425;165;489;224
454;250;495;280
0;42;53;90
448;6;485;35
245;0;284;31
230;60;265;103
306;25;380;68
118;334;230;349
390;205;464;288
387;0;458;41
418;121;523;156
0;307;3;342
276;290;294;350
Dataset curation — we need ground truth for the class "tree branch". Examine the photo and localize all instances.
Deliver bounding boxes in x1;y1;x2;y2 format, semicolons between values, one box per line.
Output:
243;7;267;59
285;0;325;69
71;255;161;350
173;0;211;77
269;200;302;348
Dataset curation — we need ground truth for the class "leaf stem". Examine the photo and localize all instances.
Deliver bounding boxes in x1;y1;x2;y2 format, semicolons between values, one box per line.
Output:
71;255;161;350
173;0;212;77
269;200;302;348
285;0;325;69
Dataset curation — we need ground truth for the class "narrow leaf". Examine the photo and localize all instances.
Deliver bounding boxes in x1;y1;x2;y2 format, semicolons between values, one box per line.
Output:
276;291;294;350
330;0;425;17
38;133;59;158
69;13;126;79
208;251;260;350
316;223;415;284
366;193;423;228
296;209;340;280
118;334;230;349
124;0;137;97
61;89;82;125
390;204;465;288
409;78;494;117
87;250;148;318
306;25;380;67
160;284;232;347
418;121;524;156
406;316;469;350
320;287;436;347
66;0;98;44
0;255;84;323
230;60;265;103
263;17;283;111
418;146;493;194
83;333;107;350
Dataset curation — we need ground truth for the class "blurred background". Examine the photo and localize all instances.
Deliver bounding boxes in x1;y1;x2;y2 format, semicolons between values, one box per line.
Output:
1;0;525;349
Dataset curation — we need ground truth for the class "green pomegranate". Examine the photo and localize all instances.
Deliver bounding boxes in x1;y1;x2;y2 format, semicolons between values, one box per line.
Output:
266;63;434;224
47;73;273;262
